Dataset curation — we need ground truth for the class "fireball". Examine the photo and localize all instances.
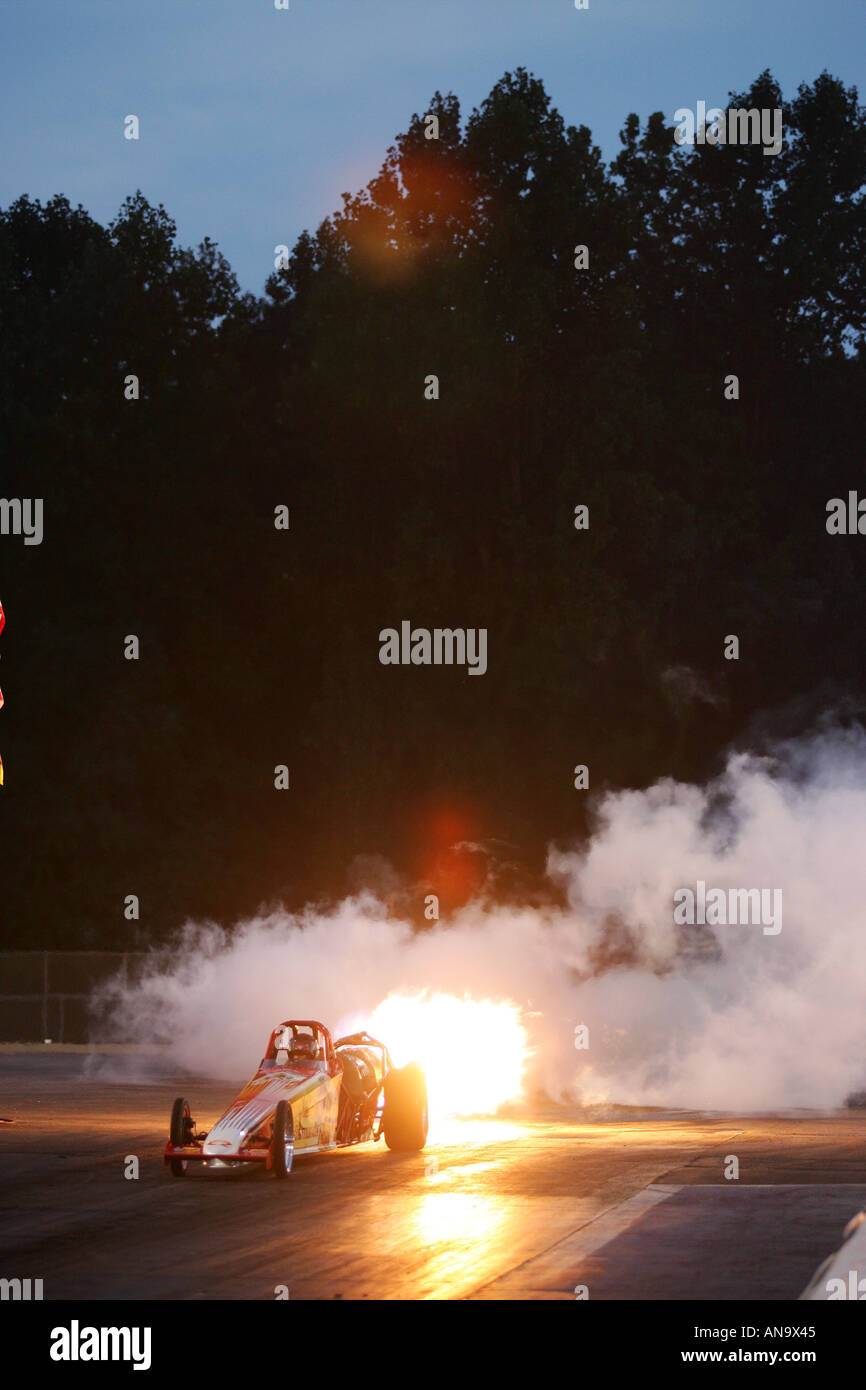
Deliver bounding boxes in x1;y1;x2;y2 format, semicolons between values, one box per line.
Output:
369;991;528;1123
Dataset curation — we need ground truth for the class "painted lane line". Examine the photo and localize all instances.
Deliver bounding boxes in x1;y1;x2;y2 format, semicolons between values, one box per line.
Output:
471;1183;682;1296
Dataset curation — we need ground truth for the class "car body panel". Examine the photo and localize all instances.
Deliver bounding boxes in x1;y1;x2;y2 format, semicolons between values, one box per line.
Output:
201;1063;341;1158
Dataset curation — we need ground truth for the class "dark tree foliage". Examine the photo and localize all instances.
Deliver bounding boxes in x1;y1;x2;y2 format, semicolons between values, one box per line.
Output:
1;69;864;946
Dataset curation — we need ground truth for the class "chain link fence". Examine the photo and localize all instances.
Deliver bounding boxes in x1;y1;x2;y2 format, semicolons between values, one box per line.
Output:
0;952;145;1042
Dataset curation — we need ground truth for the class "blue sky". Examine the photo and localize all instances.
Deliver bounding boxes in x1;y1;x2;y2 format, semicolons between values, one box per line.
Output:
2;0;863;294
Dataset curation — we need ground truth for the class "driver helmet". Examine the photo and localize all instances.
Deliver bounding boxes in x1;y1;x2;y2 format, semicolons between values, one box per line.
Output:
289;1032;318;1062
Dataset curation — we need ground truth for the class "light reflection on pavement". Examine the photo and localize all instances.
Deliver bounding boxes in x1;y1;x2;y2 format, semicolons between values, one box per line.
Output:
1;1055;866;1300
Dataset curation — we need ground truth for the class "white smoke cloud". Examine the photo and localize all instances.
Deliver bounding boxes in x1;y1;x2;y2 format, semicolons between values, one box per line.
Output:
98;727;866;1110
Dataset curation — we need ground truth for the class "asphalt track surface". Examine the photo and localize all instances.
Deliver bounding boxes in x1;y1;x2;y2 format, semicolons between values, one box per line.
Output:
2;1052;865;1301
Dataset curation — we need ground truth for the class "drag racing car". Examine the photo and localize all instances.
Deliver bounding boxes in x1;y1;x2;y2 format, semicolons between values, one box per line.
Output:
164;1019;428;1178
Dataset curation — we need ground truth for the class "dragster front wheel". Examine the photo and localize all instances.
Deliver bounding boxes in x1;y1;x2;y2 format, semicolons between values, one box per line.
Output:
169;1097;192;1177
272;1100;294;1179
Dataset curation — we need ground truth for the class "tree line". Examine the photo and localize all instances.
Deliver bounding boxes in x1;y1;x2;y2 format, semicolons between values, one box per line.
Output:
1;67;864;946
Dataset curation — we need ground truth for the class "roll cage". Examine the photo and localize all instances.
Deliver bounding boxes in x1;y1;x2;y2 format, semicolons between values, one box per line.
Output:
264;1019;340;1073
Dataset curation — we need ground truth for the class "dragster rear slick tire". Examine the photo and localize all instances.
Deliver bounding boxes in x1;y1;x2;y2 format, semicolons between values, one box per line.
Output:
383;1063;429;1152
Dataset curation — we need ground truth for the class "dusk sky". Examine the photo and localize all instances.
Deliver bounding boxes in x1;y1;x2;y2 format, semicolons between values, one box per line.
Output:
3;0;865;293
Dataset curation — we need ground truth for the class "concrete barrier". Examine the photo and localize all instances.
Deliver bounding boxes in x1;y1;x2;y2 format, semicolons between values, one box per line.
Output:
0;952;145;1043
801;1210;866;1299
